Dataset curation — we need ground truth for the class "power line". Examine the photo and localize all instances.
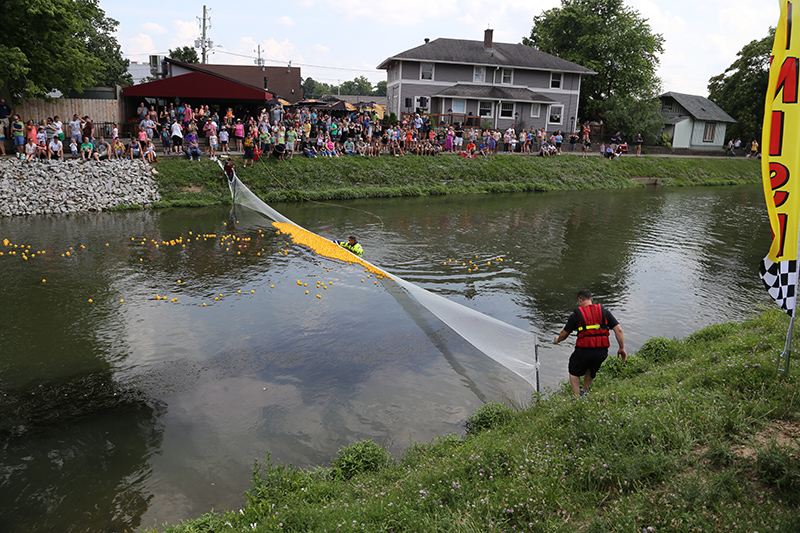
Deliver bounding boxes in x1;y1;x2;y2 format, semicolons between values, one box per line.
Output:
211;49;379;74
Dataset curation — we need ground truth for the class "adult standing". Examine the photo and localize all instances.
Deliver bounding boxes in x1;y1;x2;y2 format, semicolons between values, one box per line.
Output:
81;116;94;146
170;119;183;155
454;122;464;153
610;131;622;153
635;133;644;156
137;102;148;121
12;115;27;157
553;289;626;398
68;114;82;146
0;98;12;139
141;115;157;140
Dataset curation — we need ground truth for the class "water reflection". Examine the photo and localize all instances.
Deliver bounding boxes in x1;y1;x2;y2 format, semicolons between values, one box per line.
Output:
0;185;774;531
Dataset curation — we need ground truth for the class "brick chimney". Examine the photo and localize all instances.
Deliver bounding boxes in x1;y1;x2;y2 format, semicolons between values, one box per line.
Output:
484;28;493;50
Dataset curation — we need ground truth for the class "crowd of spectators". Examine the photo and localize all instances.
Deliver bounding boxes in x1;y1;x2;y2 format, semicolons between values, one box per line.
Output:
0;102;124;162
122;102;606;163
0;97;652;165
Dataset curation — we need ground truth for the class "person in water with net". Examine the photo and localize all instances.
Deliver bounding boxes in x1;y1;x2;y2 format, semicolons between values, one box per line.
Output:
333;235;363;256
224;161;236;182
553;289;626;398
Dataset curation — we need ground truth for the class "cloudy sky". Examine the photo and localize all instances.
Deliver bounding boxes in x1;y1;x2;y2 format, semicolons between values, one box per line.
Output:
106;0;779;97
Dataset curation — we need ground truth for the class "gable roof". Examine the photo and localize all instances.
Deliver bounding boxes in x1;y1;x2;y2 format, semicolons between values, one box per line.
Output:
164;58;302;100
433;84;556;103
123;71;273;100
661;92;736;123
377;38;595;74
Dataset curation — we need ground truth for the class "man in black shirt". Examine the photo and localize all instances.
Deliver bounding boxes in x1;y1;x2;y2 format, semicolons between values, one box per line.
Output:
553;289;627;397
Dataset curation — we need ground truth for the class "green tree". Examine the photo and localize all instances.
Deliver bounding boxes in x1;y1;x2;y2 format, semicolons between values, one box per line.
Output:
0;0;124;98
80;0;132;87
301;77;336;99
168;46;200;64
339;76;373;96
602;95;664;143
524;0;665;123
707;28;774;144
372;80;387;97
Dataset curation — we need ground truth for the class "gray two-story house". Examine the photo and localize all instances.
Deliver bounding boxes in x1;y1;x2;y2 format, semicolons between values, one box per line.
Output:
377;29;595;132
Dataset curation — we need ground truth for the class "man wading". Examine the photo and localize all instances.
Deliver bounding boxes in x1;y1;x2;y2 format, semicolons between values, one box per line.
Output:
553;289;626;397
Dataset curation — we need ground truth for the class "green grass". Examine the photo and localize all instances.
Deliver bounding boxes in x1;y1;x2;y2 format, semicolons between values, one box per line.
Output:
151;154;761;207
148;309;800;532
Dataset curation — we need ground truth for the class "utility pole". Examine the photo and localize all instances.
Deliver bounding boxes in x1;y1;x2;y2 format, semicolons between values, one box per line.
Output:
255;45;264;67
194;5;213;64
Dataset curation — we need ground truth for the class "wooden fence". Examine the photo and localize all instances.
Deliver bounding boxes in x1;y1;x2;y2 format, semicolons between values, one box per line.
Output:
12;97;124;125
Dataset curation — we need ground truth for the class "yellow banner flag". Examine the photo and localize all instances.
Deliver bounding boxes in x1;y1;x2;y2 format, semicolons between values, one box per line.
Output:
761;1;800;315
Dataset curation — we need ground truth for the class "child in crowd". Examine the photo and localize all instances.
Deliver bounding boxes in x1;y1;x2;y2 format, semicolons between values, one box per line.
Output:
112;137;125;159
129;138;142;160
137;126;147;150
0;126;5;156
144;140;158;163
465;140;476;158
80;139;94;161
70;139;78;159
160;128;171;154
219;127;229;154
208;130;218;159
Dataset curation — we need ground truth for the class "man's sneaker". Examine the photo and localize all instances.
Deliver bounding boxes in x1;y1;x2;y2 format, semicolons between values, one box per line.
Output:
189;156;193;161
579;390;589;397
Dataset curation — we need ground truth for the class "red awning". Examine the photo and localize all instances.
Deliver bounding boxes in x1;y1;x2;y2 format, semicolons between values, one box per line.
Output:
123;71;273;100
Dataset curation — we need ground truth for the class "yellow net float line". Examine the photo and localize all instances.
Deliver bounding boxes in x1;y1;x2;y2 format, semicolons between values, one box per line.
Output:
271;222;391;279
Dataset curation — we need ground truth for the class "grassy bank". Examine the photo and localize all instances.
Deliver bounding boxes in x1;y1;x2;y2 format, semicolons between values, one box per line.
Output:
150;154;761;208
150;310;799;533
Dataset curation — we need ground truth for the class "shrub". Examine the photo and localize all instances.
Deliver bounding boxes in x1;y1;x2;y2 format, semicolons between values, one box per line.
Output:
331;440;393;480
464;401;514;435
636;336;686;364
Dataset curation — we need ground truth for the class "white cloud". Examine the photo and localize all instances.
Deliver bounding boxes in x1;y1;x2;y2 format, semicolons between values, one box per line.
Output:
168;19;200;49
141;21;167;34
277;16;295;27
123;33;159;57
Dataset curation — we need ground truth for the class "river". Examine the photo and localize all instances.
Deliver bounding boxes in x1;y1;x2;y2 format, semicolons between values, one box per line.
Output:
0;184;774;531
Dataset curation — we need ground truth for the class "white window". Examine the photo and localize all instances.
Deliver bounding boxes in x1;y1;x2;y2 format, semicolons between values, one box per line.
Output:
530;103;541;118
452;99;465;113
474;66;485;83
501;68;513;84
703;123;716;142
500;102;515;119
548;104;563;124
421;62;434;81
550;72;562;89
479;101;493;117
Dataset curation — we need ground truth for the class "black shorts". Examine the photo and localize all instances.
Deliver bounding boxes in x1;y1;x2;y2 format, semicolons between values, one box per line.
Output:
244;147;254;159
568;347;608;378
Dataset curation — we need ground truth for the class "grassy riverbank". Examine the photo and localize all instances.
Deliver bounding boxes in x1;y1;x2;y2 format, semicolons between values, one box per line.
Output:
150;154;761;208
150;310;799;533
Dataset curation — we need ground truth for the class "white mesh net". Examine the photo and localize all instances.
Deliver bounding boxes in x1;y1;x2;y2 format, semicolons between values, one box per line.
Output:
226;171;539;389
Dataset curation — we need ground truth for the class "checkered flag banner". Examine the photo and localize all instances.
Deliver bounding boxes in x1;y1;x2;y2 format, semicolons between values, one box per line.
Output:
760;257;797;317
760;2;800;320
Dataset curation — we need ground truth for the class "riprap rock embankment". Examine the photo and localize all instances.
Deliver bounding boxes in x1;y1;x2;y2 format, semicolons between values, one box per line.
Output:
0;159;161;217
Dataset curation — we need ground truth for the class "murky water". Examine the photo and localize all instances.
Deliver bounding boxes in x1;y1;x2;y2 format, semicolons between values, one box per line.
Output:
0;185;774;531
